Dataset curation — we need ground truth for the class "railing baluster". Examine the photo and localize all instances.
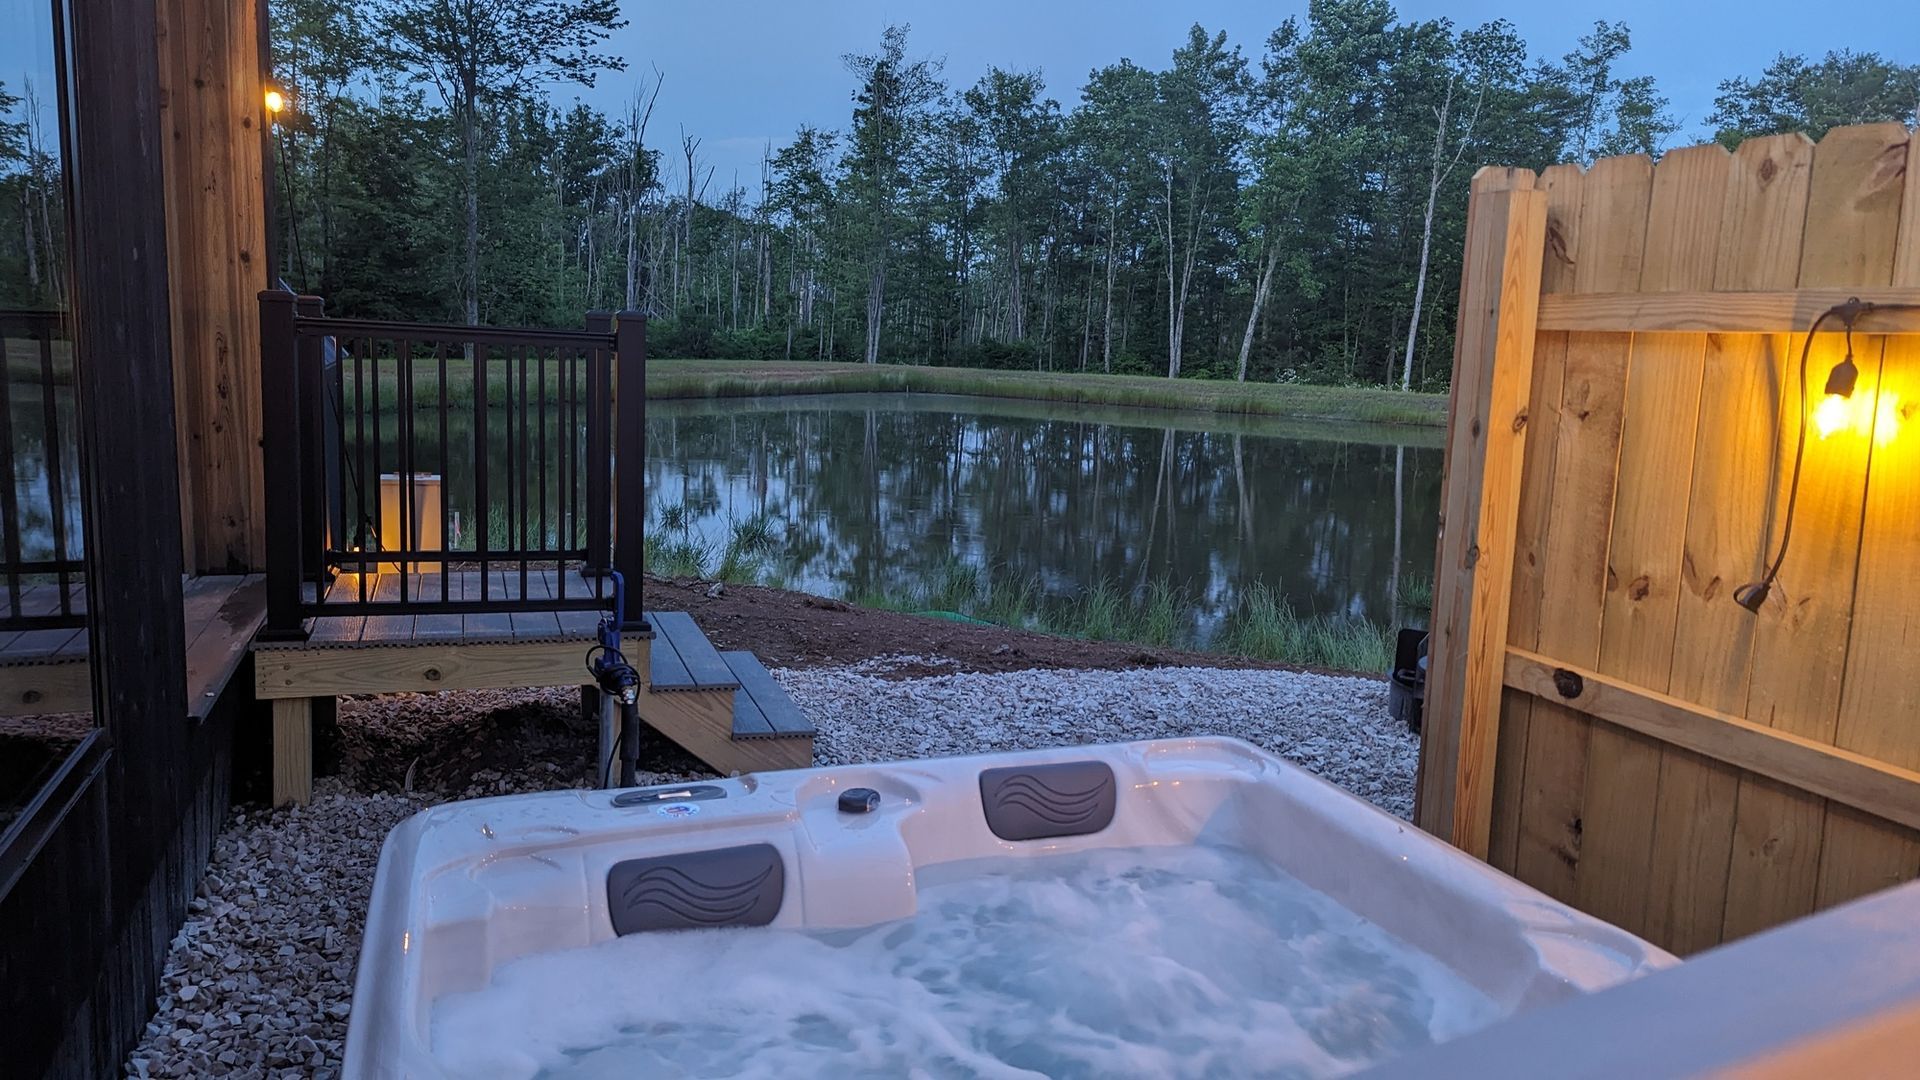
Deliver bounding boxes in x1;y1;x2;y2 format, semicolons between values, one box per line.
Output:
354;336;369;604
0;322;24;622
37;317;71;614
474;342;489;602
437;340;450;604
518;344;530;602
397;337;412;605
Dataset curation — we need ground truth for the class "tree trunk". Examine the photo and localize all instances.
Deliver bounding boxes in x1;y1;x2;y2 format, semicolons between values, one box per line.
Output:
1163;170;1179;378
1102;204;1117;374
461;93;479;326
1237;244;1281;382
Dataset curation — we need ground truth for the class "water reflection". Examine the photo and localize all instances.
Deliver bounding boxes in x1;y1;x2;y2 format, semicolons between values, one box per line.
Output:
645;393;1442;643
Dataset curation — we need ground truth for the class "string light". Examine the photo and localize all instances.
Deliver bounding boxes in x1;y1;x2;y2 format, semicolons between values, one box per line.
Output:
1736;297;1919;613
264;87;286;116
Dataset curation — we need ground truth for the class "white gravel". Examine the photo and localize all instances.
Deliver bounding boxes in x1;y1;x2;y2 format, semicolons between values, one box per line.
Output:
782;663;1416;817
125;664;1412;1078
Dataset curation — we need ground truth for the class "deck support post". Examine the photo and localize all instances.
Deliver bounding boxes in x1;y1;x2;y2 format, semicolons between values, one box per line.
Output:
272;696;314;807
612;312;648;631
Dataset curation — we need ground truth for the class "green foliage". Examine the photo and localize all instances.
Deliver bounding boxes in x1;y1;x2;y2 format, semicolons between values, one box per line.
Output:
1710;51;1920;147
262;1;1836;402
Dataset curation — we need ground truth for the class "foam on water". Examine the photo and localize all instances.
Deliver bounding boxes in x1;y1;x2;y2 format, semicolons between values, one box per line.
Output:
429;843;1502;1079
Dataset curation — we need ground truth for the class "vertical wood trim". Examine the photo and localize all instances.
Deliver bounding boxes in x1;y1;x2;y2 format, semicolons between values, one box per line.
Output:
1417;168;1544;852
157;0;268;572
1487;163;1585;873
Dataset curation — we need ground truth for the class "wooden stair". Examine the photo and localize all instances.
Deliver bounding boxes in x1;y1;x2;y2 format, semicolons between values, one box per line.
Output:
637;610;814;774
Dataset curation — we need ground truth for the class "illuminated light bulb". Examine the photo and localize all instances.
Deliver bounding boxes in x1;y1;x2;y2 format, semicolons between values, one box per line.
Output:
1814;394;1851;439
264;88;286;114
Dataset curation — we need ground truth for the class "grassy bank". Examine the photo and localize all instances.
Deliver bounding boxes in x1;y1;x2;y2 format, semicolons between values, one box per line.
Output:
646;513;1422;674
646;359;1448;427
333;356;1447;427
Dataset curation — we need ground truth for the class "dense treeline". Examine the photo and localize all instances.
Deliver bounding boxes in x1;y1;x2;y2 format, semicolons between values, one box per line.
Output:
258;0;1920;389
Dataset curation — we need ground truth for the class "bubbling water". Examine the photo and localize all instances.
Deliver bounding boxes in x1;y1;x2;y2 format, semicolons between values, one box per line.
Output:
429;844;1500;1079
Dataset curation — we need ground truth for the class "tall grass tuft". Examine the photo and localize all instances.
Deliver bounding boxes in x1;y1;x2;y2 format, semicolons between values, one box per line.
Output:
1217;582;1393;673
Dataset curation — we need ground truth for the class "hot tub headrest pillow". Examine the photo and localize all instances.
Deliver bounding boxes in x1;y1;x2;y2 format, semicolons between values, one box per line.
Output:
606;843;785;936
978;760;1117;841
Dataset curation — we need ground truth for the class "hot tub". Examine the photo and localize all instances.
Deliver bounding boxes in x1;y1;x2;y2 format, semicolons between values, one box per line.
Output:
345;737;1673;1078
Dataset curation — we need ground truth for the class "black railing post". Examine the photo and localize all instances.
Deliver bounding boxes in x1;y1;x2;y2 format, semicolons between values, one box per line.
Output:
584;312;612;578
295;296;328;585
612;311;646;630
259;290;307;639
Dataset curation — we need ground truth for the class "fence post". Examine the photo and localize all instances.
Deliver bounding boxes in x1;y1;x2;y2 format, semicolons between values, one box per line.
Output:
1414;168;1547;857
612;311;647;630
295;296;327;585
584;312;612;578
258;290;307;640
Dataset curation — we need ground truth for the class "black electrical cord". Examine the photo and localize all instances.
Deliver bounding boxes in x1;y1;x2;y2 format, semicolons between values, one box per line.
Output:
1732;306;1837;612
1736;298;1920;613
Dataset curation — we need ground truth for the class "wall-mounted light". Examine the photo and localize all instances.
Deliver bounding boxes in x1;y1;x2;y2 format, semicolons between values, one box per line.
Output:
1737;297;1916;613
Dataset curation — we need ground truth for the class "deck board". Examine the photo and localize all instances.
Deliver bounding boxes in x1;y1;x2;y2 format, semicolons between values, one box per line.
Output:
293;569;618;647
647;611;738;690
0;574;264;719
722;651;814;738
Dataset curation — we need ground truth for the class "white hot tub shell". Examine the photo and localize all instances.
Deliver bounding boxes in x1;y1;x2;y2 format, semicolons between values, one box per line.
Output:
345;737;1675;1077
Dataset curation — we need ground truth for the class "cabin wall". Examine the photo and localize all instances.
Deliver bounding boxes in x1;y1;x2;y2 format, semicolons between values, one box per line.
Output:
157;0;269;573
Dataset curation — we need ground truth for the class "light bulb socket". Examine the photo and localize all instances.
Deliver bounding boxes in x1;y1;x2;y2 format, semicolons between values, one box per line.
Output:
1825;354;1858;399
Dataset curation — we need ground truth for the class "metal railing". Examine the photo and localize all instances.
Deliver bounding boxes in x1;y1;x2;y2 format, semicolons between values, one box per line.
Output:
259;293;646;637
0;310;85;630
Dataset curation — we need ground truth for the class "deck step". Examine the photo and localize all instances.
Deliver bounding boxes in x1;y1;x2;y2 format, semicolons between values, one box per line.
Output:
720;651;814;741
644;610;740;692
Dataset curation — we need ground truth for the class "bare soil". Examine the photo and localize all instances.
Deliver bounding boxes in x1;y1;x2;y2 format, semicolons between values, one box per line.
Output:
640;573;1297;678
322;576;1303;800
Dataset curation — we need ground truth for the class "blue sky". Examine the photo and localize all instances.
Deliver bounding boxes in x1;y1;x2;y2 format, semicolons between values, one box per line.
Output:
588;0;1919;194
4;0;1916;192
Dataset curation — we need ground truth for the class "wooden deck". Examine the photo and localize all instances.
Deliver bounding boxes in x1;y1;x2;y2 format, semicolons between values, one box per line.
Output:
0;575;266;718
252;573;815;805
305;568;617;644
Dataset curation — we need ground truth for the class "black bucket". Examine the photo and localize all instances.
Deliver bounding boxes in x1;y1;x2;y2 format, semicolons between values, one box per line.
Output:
1387;628;1428;734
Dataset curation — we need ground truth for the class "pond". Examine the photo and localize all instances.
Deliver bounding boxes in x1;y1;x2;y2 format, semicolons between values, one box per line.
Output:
645;393;1442;649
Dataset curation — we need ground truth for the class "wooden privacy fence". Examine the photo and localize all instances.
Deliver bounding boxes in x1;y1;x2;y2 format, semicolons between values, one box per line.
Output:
1417;120;1920;955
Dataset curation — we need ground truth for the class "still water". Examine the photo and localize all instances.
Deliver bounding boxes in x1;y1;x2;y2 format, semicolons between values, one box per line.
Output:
646;393;1441;641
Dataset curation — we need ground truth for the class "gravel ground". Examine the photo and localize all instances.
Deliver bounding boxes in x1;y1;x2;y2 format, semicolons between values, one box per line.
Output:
126;662;1413;1078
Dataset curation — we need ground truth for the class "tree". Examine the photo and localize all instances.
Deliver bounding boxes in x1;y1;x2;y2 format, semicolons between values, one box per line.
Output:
1396;22;1518;391
1153;25;1248;378
841;25;945;365
1074;60;1157;373
1710;51;1920;146
964;68;1058;347
378;0;626;324
1545;21;1676;164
